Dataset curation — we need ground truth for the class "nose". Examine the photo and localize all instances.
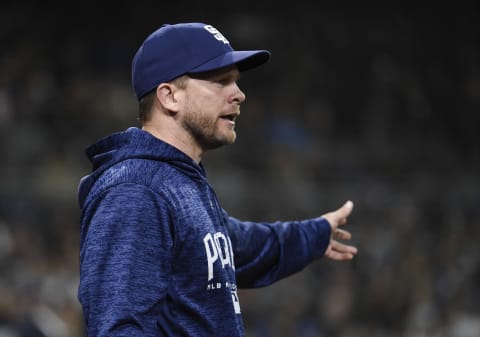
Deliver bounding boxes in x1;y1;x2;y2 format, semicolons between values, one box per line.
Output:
230;82;246;104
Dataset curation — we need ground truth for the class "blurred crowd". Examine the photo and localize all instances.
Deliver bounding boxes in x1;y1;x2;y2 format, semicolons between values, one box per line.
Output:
0;2;479;337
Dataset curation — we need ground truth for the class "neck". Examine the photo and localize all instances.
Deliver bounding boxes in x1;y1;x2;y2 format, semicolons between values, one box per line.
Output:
142;123;203;164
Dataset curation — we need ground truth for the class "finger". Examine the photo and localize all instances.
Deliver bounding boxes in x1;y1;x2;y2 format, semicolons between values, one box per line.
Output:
324;241;355;261
324;248;354;261
330;240;358;255
333;228;351;240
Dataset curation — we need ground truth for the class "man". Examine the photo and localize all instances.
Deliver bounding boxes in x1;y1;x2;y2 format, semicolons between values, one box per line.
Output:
77;22;358;337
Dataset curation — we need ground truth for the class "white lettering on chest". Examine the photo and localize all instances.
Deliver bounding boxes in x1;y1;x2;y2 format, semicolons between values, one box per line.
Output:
203;231;235;281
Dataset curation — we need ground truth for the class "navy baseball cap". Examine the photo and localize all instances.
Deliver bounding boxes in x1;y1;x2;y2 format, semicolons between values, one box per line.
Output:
132;22;271;100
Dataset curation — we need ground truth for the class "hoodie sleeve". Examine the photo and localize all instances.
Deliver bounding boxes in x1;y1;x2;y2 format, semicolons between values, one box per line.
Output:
224;211;332;289
78;183;175;337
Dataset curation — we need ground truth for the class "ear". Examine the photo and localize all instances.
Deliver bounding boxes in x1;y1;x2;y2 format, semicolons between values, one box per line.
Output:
156;83;182;115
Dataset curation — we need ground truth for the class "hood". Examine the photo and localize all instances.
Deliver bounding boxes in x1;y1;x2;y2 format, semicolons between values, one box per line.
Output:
78;127;206;207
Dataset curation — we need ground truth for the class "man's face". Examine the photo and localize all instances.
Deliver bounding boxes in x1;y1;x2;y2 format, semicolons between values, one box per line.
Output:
179;66;246;151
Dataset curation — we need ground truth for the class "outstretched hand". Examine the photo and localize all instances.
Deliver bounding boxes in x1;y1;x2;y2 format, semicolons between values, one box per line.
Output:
321;200;358;261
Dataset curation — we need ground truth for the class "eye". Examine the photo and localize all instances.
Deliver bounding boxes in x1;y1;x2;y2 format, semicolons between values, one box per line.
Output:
218;78;232;85
215;77;231;86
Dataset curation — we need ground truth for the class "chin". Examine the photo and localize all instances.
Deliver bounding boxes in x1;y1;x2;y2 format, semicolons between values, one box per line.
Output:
225;133;237;145
218;130;237;145
204;133;236;150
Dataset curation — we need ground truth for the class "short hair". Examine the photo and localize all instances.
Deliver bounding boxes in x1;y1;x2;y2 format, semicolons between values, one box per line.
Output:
137;75;188;123
138;90;156;122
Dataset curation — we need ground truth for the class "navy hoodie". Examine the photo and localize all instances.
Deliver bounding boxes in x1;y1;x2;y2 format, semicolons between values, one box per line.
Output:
78;127;332;337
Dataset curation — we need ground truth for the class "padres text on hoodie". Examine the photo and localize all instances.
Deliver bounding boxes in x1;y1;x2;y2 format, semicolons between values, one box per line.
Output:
77;127;332;337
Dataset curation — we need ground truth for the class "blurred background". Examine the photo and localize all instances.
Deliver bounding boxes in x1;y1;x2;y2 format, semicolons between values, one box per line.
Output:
1;1;479;336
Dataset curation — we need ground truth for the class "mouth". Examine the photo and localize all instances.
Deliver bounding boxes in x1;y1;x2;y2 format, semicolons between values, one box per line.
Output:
219;112;239;124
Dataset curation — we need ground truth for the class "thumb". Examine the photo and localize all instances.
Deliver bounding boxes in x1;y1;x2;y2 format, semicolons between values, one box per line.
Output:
322;200;354;230
338;200;354;218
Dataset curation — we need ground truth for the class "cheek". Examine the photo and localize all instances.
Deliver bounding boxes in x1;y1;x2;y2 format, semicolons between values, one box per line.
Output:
194;101;223;123
185;91;207;112
195;88;225;109
183;87;227;120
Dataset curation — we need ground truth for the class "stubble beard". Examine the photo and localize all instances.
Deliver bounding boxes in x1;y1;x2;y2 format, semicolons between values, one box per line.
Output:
181;109;237;152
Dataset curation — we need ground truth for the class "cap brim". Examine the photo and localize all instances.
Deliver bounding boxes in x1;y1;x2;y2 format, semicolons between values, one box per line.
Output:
189;50;270;74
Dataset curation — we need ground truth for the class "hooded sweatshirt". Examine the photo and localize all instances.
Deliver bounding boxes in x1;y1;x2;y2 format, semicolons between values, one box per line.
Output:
77;127;332;337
